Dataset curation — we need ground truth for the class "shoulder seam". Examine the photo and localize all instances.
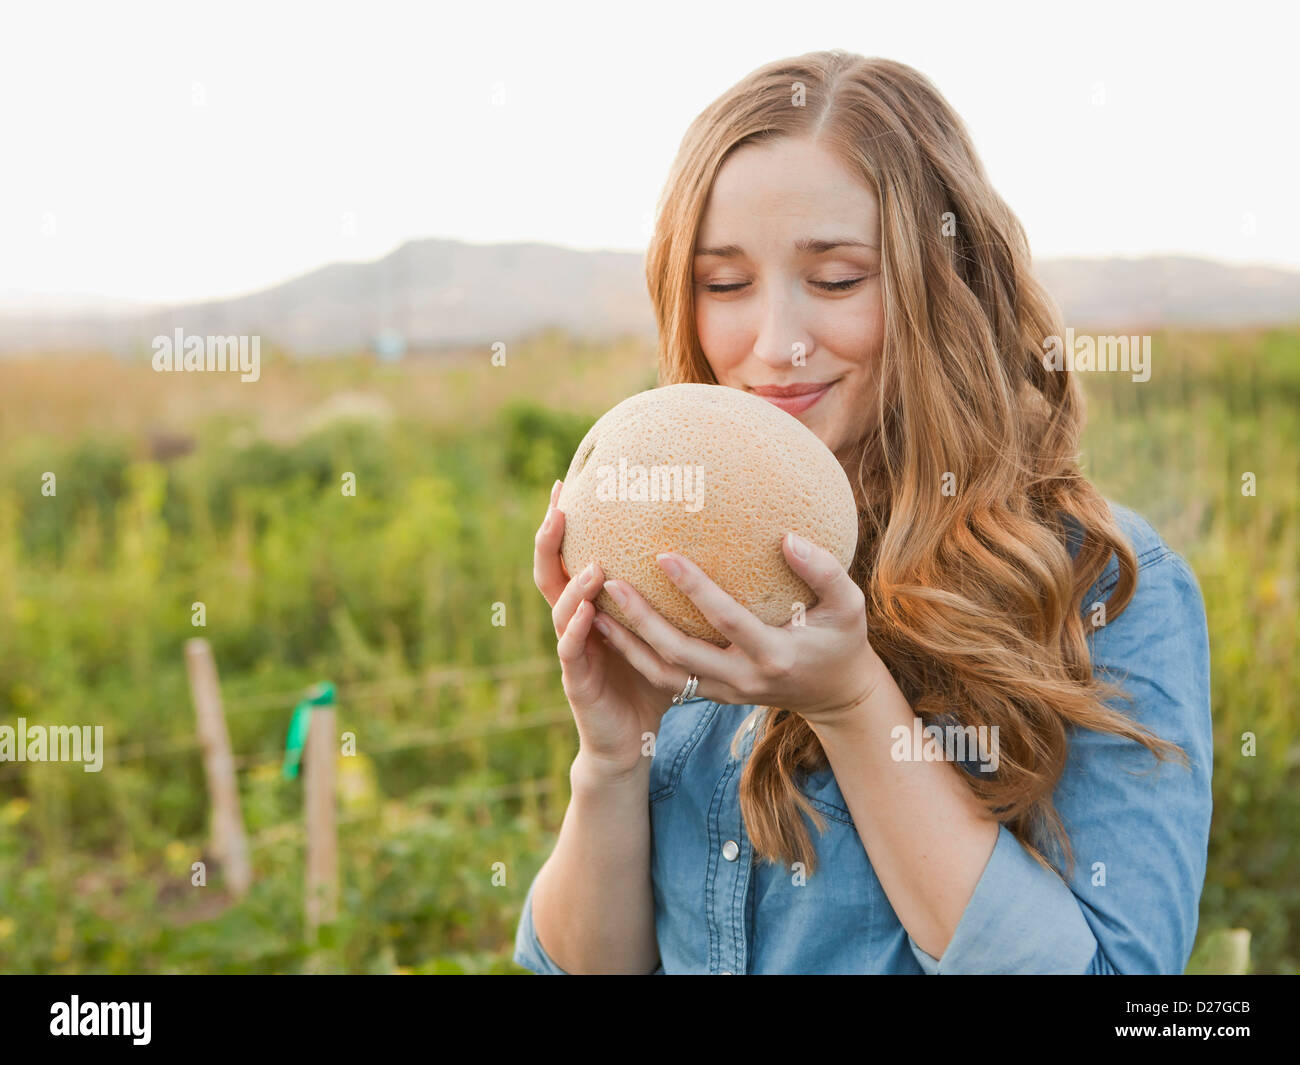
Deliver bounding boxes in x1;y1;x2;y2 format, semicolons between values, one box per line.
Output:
1087;543;1174;604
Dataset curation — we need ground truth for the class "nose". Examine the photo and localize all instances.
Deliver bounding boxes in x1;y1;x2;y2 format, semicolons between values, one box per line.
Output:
752;286;814;370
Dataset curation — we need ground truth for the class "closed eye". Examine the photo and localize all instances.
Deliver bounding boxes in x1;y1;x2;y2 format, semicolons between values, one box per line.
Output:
702;277;869;294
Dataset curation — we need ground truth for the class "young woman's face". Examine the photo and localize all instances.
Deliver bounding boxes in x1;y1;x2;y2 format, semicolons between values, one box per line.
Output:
693;136;884;465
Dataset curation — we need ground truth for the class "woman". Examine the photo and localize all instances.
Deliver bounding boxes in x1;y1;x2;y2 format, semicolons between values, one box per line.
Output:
514;50;1212;974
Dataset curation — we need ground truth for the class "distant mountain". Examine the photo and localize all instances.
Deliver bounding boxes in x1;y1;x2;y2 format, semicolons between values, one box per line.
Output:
1;241;1297;356
1033;256;1300;330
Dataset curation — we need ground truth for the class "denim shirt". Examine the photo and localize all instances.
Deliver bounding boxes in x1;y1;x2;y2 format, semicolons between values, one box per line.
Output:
514;501;1213;974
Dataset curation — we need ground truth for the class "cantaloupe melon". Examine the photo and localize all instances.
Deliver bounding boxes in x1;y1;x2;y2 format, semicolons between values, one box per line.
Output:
557;383;859;647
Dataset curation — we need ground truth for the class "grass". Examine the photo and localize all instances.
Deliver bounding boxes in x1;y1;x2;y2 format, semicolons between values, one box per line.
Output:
0;324;1296;973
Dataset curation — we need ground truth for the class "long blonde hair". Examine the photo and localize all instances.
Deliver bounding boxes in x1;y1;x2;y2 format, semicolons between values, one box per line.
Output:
645;50;1187;879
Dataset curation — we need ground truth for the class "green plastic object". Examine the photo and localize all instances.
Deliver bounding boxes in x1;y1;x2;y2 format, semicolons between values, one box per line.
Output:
282;681;336;780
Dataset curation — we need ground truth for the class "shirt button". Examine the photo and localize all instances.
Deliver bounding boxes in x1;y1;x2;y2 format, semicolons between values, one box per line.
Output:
722;840;739;861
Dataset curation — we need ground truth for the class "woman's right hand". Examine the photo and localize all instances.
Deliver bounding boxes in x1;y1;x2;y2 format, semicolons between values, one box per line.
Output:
534;479;678;781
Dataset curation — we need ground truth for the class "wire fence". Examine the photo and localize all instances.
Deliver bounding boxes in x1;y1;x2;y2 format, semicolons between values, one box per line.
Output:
0;656;570;784
218;657;558;716
246;777;562;853
1;641;577;929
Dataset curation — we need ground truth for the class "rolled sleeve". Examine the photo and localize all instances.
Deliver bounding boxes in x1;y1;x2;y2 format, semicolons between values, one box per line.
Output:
513;875;571;975
909;550;1212;975
514;872;666;975
906;824;1098;974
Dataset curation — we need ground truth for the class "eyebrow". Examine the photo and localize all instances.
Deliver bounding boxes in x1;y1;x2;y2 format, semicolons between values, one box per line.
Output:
694;237;878;258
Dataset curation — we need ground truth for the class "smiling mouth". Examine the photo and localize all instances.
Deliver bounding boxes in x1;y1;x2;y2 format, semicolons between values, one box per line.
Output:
748;378;841;398
750;378;839;414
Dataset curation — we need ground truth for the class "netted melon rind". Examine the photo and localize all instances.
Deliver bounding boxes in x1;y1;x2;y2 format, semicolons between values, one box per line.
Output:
556;383;858;647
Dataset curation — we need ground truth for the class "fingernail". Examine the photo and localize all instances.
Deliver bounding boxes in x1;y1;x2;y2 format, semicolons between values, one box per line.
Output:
593;614;611;636
787;532;810;560
550;479;562;505
604;581;628;608
657;553;682;580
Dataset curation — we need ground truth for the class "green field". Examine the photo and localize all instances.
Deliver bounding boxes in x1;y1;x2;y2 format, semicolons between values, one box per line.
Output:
0;325;1296;973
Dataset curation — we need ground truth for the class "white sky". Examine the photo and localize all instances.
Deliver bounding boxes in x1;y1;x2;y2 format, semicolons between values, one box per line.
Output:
1;0;1296;306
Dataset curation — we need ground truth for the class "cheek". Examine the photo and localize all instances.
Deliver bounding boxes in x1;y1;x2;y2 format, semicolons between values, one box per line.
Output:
696;303;746;369
826;294;884;366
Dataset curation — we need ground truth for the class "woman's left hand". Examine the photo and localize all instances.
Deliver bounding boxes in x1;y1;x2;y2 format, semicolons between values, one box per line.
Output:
592;531;888;728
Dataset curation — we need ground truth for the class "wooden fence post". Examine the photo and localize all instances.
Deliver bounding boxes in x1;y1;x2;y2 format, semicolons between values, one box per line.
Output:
304;701;338;937
185;638;252;897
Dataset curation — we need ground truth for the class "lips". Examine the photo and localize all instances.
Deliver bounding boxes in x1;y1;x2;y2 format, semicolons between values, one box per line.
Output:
750;379;838;415
749;381;838;397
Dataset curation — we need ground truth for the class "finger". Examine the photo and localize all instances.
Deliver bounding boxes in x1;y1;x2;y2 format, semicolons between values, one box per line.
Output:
557;598;597;676
601;577;740;688
552;479;569;581
551;561;604;640
781;531;864;619
655;552;773;658
595;609;746;707
532;480;569;605
590;608;679;691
